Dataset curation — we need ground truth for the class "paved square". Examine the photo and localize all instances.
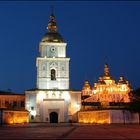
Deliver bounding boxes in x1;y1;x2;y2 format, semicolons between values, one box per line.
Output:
0;123;140;139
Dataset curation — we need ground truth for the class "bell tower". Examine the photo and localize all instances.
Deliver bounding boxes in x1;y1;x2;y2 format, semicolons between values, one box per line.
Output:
25;10;81;123
36;13;70;90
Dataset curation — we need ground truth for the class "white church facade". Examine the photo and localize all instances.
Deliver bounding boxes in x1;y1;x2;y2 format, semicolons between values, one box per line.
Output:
24;12;139;125
25;14;81;123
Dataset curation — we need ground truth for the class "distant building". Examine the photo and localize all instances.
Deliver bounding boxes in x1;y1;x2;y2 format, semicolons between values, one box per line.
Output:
25;13;81;123
0;91;25;109
0;91;29;124
78;64;139;124
82;64;131;106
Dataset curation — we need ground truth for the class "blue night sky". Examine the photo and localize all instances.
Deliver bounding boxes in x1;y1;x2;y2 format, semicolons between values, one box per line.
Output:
0;1;140;94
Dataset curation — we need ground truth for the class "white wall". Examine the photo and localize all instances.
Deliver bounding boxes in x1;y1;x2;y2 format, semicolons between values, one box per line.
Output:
110;110;139;124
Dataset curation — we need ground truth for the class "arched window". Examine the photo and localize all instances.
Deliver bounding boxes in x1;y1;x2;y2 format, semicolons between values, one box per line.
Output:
51;69;56;80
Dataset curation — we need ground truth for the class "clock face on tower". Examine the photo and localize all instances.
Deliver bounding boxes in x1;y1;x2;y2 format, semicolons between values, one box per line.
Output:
50;46;56;52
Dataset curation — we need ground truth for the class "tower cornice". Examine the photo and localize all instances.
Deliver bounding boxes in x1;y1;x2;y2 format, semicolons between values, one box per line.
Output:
39;42;67;46
36;57;70;61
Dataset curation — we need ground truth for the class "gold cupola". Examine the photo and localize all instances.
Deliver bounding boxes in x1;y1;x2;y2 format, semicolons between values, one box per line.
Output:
47;14;57;32
118;76;127;84
82;81;91;90
103;63;113;80
41;11;64;43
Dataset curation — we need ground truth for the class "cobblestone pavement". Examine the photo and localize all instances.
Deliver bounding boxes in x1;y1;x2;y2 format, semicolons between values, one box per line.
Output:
0;123;140;139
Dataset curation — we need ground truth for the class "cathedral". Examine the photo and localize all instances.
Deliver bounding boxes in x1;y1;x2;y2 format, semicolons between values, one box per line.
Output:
82;63;131;105
25;14;81;123
78;64;139;124
24;12;139;124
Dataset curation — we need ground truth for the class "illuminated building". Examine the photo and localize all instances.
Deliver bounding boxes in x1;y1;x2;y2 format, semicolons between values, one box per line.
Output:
82;64;131;106
0;91;25;109
78;64;139;124
0;91;29;124
25;13;81;123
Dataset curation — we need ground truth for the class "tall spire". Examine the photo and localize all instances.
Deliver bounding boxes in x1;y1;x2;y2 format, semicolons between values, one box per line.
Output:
47;6;57;32
104;63;109;76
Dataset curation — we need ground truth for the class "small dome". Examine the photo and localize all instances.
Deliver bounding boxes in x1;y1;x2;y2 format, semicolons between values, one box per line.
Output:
41;32;64;43
83;81;91;90
118;76;127;84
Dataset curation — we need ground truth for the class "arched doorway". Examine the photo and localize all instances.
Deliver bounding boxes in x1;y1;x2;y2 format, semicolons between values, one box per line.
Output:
50;112;58;123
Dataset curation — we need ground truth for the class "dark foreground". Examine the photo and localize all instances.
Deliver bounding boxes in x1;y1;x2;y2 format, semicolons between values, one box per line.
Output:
0;123;140;139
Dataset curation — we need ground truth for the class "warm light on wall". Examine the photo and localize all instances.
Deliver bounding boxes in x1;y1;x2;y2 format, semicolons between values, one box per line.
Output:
4;111;29;124
78;111;110;124
79;118;110;124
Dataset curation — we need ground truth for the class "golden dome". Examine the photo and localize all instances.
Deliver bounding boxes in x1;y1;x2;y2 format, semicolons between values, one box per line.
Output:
41;14;64;43
92;83;97;90
118;76;127;84
82;81;91;90
41;32;64;43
